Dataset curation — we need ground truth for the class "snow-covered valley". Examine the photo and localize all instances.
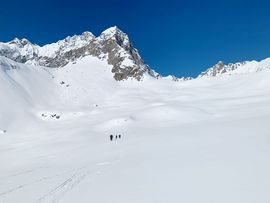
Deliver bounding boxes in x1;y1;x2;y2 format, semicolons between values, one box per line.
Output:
1;28;270;202
0;24;270;203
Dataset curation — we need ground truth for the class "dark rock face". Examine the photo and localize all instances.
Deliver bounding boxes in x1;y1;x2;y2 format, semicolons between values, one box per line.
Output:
0;27;157;81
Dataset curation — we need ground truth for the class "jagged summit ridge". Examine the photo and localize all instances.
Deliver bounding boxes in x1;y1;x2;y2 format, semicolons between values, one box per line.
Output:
0;26;157;81
199;61;247;77
100;26;125;39
198;58;270;78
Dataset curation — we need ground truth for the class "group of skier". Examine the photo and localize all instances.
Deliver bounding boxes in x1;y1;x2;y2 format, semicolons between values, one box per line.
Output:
110;134;121;141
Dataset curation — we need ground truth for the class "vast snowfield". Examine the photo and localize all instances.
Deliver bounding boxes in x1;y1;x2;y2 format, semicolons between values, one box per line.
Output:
1;55;270;203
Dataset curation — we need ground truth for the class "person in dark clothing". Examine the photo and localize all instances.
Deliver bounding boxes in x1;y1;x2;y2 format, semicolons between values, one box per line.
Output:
119;134;121;139
110;134;113;141
115;135;118;139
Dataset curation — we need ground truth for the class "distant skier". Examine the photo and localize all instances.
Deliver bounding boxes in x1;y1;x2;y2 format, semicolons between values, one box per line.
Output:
119;134;121;139
115;135;118;139
110;134;113;141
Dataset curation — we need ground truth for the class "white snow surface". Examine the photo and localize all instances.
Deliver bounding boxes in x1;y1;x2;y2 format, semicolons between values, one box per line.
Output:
1;55;270;203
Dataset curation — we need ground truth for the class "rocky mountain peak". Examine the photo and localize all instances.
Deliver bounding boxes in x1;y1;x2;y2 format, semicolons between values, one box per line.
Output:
0;27;160;81
81;31;95;38
8;37;33;47
99;26;130;47
100;26;124;38
198;60;248;78
216;61;225;66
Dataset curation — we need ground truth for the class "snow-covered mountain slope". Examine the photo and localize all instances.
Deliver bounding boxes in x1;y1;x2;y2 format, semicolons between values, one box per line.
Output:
199;58;270;77
0;56;58;130
0;27;158;81
50;56;121;107
0;54;126;129
1;50;270;203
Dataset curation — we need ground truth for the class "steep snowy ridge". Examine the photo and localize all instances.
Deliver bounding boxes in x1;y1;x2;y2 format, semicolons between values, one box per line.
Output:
38;31;95;58
0;38;39;64
0;26;158;81
199;58;270;77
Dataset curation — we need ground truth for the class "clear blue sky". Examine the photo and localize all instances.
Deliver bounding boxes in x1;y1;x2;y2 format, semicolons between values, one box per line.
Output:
1;0;270;77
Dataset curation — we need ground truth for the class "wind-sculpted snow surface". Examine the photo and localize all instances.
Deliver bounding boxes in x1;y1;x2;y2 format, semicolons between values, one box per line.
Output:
1;55;270;203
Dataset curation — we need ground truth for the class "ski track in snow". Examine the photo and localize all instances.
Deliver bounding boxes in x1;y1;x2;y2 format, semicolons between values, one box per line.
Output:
0;161;116;203
35;161;114;203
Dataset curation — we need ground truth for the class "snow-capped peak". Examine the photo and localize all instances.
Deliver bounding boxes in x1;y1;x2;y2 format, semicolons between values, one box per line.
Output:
37;31;96;58
198;60;247;77
99;26;130;47
0;27;163;81
8;37;31;46
100;26;123;38
198;58;270;78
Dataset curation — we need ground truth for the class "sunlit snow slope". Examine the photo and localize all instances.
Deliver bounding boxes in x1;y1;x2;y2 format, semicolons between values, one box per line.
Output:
1;55;270;203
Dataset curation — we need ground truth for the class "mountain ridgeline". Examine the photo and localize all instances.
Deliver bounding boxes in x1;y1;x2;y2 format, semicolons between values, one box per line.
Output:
1;26;270;81
0;26;158;81
198;58;270;78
